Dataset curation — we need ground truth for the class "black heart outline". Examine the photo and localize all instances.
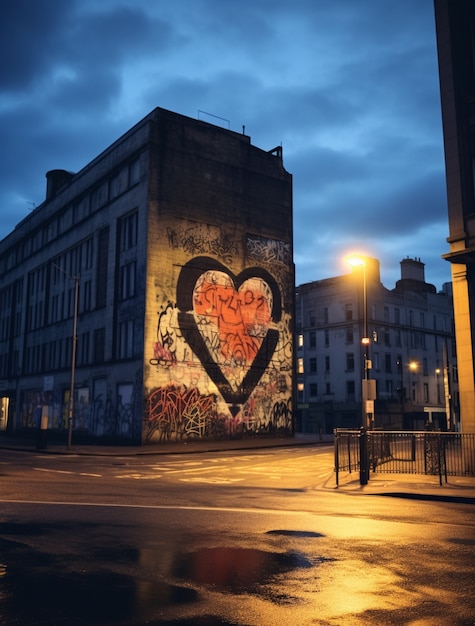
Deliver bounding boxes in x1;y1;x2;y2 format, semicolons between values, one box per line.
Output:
177;256;281;415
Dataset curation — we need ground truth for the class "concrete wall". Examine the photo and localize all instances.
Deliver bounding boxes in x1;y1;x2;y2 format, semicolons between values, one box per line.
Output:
142;111;294;442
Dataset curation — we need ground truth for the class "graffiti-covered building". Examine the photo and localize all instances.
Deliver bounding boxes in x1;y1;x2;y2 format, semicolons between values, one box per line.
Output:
0;107;294;444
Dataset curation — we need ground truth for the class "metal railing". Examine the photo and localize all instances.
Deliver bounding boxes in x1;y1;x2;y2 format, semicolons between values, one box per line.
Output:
334;429;475;486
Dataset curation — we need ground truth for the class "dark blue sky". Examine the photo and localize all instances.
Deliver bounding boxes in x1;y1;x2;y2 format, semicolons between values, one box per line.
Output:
0;0;451;290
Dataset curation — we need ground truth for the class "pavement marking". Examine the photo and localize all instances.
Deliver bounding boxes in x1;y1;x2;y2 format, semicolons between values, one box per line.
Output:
0;499;302;515
114;474;163;480
34;468;102;478
34;468;75;475
179;477;245;484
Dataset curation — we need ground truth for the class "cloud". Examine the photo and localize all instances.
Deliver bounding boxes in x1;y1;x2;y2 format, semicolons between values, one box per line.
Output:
0;0;451;290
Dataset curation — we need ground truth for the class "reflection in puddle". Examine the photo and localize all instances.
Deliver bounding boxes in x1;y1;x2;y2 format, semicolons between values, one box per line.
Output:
266;530;325;538
173;547;313;592
0;526;328;624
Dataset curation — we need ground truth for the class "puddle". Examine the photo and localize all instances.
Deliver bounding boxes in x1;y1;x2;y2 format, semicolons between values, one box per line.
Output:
0;541;198;625
0;525;324;623
173;546;313;593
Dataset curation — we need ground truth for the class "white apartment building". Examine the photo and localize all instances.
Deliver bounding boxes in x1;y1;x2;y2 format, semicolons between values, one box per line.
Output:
296;257;459;433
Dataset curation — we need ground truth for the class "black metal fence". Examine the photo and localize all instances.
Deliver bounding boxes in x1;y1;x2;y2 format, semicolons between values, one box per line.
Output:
334;429;475;486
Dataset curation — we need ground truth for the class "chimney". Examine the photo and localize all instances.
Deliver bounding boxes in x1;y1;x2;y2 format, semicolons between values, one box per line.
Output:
394;257;436;294
400;257;425;282
46;169;74;200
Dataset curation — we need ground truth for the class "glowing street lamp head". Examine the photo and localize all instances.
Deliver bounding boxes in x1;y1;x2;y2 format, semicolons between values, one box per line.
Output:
345;255;366;269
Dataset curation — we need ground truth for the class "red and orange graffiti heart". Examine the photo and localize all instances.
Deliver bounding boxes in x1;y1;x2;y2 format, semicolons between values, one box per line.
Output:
193;272;272;367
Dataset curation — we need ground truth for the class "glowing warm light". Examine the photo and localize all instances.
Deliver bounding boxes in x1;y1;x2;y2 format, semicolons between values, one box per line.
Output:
345;255;366;268
361;337;370;345
409;361;418;371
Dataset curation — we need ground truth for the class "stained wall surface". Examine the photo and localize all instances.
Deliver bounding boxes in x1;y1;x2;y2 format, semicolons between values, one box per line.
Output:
143;111;294;442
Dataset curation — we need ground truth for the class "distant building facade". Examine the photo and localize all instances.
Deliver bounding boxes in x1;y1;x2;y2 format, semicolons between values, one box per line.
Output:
0;108;294;444
434;0;475;432
296;257;458;433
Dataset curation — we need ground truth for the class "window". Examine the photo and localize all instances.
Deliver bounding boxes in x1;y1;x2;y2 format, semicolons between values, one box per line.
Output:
384;354;392;373
395;308;400;324
309;357;317;373
91;182;108;211
423;383;429;403
384;328;390;346
345;304;353;321
324;330;329;347
119;211;138;252
78;332;90;367
346;327;354;344
297;358;304;374
82;280;92;312
73;196;90;223
346;353;355;371
384;306;389;322
309;310;316;326
309;331;316;348
346;380;355;400
298;334;303;348
93;328;105;363
323;307;329;324
411;382;417;402
309;383;317;397
119;261;136;300
395;329;401;347
325;356;330;372
110;167;128;199
96;228;109;308
83;237;94;269
118;320;134;359
130;158;141;185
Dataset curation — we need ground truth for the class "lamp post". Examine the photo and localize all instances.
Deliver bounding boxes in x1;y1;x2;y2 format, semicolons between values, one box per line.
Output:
346;255;375;429
435;368;441;405
52;263;79;450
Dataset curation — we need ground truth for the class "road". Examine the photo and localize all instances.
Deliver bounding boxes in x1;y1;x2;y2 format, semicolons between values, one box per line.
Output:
0;445;473;625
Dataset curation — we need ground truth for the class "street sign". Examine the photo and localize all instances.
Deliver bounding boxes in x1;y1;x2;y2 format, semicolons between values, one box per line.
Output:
362;379;376;401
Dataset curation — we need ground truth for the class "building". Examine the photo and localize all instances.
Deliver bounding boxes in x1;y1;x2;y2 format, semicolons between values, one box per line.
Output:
0;107;294;444
434;0;475;432
296;257;458;433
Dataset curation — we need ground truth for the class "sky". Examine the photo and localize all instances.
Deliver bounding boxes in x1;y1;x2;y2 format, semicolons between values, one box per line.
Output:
0;0;451;291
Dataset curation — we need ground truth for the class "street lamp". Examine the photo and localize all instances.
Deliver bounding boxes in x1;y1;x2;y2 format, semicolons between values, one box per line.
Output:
346;255;375;428
435;368;442;405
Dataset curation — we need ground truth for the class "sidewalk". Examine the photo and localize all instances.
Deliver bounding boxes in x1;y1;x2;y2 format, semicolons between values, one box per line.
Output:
0;432;332;456
329;469;475;503
1;432;474;502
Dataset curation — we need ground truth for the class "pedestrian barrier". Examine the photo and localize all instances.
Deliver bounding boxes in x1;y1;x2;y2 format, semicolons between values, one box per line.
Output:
334;429;475;486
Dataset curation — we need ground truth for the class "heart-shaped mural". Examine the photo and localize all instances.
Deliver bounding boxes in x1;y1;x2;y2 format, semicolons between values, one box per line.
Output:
177;257;281;416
